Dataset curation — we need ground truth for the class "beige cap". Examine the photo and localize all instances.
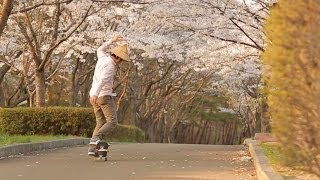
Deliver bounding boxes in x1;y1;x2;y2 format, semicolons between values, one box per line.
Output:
110;43;129;61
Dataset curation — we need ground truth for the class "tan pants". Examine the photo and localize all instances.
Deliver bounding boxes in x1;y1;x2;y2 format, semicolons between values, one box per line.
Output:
91;95;118;140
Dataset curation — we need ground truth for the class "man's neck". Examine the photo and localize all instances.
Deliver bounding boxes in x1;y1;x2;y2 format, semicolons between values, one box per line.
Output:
110;56;119;65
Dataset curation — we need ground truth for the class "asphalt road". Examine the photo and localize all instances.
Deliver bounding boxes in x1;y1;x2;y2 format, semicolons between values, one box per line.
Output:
0;143;256;180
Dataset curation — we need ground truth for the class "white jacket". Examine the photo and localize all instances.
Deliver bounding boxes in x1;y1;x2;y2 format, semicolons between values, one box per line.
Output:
89;40;117;97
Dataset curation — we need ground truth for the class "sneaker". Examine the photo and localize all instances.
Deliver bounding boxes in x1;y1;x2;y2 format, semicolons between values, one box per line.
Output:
88;145;96;156
89;138;101;145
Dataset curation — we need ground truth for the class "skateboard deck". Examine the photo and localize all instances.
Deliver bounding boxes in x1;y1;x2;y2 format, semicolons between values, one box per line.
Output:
94;141;109;161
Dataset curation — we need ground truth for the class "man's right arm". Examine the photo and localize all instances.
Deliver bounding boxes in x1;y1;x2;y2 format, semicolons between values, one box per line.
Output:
97;35;123;59
97;39;113;59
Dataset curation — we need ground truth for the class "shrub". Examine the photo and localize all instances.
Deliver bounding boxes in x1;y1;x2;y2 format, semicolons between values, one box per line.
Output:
262;0;320;176
0;107;144;142
0;107;95;136
108;125;145;143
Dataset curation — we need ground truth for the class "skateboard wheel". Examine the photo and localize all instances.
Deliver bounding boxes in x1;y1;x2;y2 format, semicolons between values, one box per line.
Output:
98;151;107;157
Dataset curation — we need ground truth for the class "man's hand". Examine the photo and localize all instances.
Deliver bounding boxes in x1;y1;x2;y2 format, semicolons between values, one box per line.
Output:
111;35;123;43
90;96;98;105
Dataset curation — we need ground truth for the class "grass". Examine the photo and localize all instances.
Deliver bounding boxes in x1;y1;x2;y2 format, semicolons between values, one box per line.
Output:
260;143;319;180
0;134;76;147
260;142;282;165
0;124;145;147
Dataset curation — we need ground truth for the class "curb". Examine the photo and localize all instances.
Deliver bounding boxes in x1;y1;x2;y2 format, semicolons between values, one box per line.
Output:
244;139;284;180
0;138;90;158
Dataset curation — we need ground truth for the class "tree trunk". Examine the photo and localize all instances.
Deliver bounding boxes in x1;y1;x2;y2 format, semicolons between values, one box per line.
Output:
0;0;13;37
35;70;46;107
70;83;79;106
80;75;92;107
131;96;137;125
0;85;5;107
0;64;10;107
29;92;35;107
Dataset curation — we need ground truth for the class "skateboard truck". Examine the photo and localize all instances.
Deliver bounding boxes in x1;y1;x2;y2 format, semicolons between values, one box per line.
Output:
94;141;109;161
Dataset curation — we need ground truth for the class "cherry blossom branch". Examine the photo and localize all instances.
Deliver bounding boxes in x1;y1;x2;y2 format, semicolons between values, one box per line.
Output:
12;0;73;14
229;18;264;51
25;12;41;59
91;0;159;4
40;5;92;70
165;18;264;51
46;56;64;81
116;64;133;111
16;19;42;66
143;62;175;96
51;1;61;43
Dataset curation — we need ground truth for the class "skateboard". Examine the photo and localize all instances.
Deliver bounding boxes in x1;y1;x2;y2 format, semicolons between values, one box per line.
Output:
94;141;109;161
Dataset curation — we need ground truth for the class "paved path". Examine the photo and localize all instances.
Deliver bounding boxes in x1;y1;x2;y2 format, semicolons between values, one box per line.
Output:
0;143;256;180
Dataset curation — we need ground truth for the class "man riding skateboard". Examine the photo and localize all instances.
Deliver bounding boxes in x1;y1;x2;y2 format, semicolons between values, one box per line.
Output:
88;35;130;156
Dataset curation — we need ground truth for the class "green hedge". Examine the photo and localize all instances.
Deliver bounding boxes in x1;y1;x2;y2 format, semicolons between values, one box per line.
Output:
0;107;144;142
0;107;94;136
108;125;145;143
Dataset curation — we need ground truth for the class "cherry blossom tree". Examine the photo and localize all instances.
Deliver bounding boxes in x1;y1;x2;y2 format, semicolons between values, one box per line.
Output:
0;0;276;142
119;0;275;136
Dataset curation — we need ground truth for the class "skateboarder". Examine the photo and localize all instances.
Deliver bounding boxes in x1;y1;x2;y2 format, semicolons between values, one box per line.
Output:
88;35;130;156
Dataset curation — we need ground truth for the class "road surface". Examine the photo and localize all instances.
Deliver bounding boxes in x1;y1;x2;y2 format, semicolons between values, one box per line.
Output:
0;143;256;180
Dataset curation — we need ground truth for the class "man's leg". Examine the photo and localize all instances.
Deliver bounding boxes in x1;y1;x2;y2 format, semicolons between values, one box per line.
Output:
95;96;118;139
91;105;106;140
88;102;106;155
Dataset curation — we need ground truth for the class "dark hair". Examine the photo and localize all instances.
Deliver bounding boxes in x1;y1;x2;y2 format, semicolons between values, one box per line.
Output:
111;54;123;61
